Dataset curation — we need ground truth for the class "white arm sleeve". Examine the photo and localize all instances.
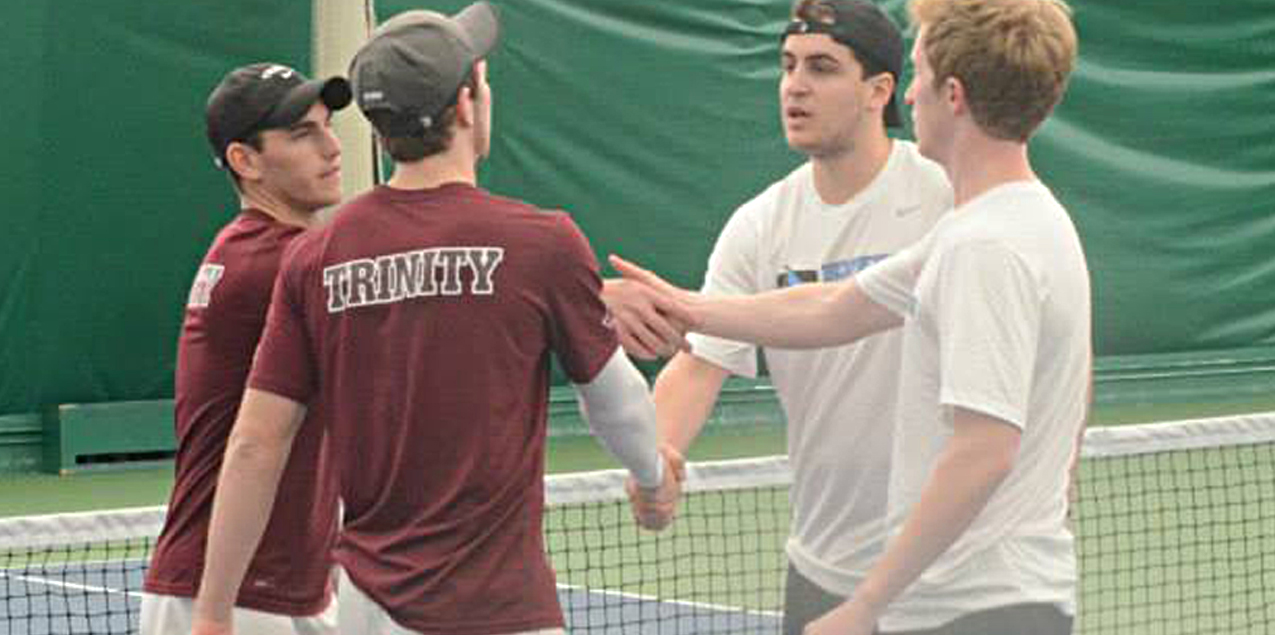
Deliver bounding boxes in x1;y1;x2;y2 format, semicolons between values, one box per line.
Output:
573;348;665;488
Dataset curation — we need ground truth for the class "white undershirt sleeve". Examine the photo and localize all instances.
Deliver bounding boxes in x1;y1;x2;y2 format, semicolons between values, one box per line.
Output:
573;348;664;488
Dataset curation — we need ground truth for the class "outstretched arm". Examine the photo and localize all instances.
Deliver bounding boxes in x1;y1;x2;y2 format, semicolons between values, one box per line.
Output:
610;255;901;349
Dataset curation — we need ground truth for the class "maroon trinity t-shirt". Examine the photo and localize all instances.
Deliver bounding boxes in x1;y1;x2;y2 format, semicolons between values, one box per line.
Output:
248;184;618;634
145;209;338;615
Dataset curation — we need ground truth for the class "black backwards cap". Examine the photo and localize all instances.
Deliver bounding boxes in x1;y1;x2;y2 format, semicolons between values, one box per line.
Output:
783;0;905;128
206;63;352;169
349;2;501;138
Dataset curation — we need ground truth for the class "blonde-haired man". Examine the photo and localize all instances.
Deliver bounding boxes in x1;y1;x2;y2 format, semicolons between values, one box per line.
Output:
613;0;1088;633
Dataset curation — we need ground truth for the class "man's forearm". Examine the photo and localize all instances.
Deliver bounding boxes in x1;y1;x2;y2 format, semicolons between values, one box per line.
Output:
574;348;663;488
652;352;729;455
194;433;294;625
846;411;1020;620
695;280;899;349
194;391;304;628
607;256;898;349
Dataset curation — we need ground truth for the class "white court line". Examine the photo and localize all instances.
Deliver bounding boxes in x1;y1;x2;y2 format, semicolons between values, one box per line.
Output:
557;582;782;619
0;569;143;599
3;565;780;616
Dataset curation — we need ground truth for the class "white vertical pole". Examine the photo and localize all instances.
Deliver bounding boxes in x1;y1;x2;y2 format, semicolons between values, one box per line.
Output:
312;0;379;219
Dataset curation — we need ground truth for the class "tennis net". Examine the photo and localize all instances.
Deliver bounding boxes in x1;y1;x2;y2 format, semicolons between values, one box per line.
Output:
2;413;1273;634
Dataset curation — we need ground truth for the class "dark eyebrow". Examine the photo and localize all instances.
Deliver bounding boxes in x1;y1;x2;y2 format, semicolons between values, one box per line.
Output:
288;120;321;133
805;53;841;66
782;50;842;67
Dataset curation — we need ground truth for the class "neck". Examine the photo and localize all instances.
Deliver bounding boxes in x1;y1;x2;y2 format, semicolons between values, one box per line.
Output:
387;143;478;191
944;129;1037;207
809;132;893;206
240;189;315;229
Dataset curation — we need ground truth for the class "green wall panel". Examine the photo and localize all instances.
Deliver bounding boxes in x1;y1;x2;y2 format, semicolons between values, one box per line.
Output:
15;2;312;414
1;2;47;416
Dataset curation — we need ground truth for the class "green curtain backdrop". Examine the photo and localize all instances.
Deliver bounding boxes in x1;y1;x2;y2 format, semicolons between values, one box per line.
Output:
1;2;313;414
1;0;1272;415
1;1;46;415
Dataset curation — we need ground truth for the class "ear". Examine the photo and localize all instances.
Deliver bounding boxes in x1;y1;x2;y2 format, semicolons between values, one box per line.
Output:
869;72;896;115
224;141;263;182
944;76;967;117
455;84;476;129
454;61;487;130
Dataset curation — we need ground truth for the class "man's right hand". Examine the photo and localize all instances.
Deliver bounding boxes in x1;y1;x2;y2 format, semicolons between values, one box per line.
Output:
627;444;687;531
601;278;691;360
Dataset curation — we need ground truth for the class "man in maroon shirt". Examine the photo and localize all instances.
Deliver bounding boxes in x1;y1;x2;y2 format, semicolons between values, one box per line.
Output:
190;4;681;635
141;63;351;635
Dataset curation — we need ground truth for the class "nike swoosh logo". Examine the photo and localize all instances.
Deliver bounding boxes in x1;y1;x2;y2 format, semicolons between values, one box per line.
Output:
895;204;922;218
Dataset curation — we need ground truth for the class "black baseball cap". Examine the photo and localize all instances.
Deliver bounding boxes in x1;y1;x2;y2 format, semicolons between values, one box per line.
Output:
783;0;904;128
206;63;353;168
349;2;500;138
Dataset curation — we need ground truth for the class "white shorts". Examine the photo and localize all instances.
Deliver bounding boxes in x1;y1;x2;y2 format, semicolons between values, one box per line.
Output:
139;592;337;635
337;567;565;635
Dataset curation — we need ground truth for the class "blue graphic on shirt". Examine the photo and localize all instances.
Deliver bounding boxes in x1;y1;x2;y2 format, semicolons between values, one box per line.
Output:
776;254;889;288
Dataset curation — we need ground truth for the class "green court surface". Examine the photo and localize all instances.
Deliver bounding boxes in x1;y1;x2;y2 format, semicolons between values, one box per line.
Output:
1;396;1273;518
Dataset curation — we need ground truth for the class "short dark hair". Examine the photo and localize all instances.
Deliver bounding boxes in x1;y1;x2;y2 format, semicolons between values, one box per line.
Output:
790;0;891;80
380;71;480;163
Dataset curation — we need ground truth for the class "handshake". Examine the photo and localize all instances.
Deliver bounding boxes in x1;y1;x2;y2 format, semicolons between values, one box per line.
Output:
601;256;696;531
600;255;716;531
602;255;699;361
626;444;688;531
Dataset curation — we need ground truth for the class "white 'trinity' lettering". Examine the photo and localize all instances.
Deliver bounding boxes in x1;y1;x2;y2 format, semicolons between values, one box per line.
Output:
322;246;505;314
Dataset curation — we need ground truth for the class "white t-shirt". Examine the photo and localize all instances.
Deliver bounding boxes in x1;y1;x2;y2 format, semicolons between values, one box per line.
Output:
859;180;1091;631
687;141;952;594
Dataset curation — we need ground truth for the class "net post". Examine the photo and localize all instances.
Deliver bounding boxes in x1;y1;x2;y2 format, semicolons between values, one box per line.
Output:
311;0;379;221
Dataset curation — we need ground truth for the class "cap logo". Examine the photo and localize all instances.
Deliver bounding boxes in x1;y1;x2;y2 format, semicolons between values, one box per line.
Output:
260;64;295;80
786;18;833;38
362;90;385;103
